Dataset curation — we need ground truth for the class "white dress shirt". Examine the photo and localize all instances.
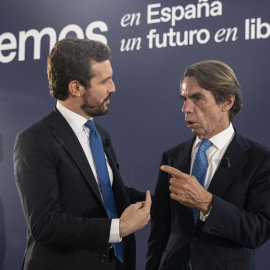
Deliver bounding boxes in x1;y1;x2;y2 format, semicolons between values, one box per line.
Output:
56;102;121;243
190;123;235;221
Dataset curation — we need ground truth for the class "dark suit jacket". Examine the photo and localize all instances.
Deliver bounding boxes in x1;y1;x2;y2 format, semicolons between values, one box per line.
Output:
14;108;145;270
146;130;270;270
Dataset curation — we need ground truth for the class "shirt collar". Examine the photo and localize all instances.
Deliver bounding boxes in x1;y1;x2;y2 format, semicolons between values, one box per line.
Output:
56;101;91;133
194;123;235;150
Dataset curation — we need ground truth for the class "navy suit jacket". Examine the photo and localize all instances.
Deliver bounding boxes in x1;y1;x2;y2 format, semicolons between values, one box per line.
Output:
14;108;144;270
146;130;270;270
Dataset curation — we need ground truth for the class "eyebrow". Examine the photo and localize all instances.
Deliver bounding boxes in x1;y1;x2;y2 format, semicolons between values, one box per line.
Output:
99;76;112;84
180;92;205;100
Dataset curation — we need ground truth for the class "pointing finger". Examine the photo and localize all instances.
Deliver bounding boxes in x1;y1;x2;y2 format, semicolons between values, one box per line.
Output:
160;165;184;178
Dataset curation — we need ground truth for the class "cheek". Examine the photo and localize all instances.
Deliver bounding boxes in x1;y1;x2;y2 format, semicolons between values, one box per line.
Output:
88;90;103;102
207;109;223;127
198;108;218;127
97;88;108;99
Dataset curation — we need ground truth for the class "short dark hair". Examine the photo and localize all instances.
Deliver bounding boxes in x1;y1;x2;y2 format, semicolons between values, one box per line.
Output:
180;60;242;122
47;37;111;100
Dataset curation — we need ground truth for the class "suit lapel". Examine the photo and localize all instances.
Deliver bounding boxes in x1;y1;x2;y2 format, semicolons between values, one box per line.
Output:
174;138;196;228
208;131;250;196
175;138;195;174
97;128;129;214
46;108;105;208
95;125;120;186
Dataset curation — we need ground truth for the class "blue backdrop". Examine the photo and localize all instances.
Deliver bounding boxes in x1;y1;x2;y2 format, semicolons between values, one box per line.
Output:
0;0;270;269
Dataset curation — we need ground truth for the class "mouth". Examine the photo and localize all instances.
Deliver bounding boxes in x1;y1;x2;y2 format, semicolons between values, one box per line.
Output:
104;94;112;105
186;120;196;128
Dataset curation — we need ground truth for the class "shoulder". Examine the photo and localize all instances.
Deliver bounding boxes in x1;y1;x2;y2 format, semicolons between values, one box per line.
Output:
233;131;270;174
245;138;270;166
235;130;270;156
163;137;195;157
15;109;61;143
16;117;47;140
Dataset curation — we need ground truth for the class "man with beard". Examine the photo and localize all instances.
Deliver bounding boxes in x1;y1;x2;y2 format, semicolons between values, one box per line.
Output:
145;60;270;270
14;37;151;270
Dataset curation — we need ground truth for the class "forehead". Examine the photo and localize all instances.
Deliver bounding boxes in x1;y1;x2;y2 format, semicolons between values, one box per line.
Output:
91;60;113;77
181;76;202;94
180;76;217;103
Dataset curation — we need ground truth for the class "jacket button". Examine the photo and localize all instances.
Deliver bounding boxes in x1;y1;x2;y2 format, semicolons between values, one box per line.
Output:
100;254;107;262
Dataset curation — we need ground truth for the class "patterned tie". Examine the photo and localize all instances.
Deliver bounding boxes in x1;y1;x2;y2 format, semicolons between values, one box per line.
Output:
188;139;212;270
84;120;123;263
191;139;212;224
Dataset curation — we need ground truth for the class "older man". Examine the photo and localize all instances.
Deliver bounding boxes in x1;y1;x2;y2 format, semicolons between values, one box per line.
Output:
146;60;270;270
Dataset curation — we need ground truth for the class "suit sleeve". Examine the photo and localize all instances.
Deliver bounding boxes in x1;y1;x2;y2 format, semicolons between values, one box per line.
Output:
203;150;270;248
14;128;111;252
145;152;171;270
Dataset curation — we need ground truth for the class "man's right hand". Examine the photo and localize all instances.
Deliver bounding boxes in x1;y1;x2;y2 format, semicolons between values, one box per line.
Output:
119;190;151;238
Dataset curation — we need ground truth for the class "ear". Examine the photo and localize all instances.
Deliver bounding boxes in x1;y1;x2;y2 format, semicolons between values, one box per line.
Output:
222;95;235;112
68;80;82;97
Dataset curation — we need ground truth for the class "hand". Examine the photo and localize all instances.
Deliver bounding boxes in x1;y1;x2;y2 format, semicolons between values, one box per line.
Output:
161;165;213;214
119;190;151;238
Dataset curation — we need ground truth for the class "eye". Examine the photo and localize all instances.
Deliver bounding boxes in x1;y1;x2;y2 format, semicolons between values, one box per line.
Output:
180;96;186;102
100;79;108;85
192;94;204;101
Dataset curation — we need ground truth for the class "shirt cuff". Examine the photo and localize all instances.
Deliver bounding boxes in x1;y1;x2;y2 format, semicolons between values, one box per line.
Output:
200;205;212;222
109;219;122;243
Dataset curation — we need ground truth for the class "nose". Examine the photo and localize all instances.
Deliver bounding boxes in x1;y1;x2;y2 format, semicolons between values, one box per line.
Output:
182;99;193;114
109;79;116;93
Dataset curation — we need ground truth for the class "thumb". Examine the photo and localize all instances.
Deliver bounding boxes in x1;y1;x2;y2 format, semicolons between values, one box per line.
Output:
144;190;152;209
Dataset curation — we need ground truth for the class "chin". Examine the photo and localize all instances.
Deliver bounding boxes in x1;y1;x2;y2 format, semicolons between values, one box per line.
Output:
191;129;207;139
190;129;199;135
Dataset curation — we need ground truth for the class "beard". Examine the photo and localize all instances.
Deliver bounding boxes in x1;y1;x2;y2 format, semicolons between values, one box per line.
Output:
80;90;112;117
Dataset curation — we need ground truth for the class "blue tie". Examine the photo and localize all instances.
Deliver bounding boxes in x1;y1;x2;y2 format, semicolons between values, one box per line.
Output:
84;120;123;263
189;139;212;270
191;139;212;224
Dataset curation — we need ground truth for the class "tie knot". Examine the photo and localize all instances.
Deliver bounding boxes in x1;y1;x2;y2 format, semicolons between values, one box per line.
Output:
198;139;212;152
84;120;97;132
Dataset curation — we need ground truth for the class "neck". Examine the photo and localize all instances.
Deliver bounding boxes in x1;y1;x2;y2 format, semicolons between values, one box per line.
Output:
58;99;91;120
